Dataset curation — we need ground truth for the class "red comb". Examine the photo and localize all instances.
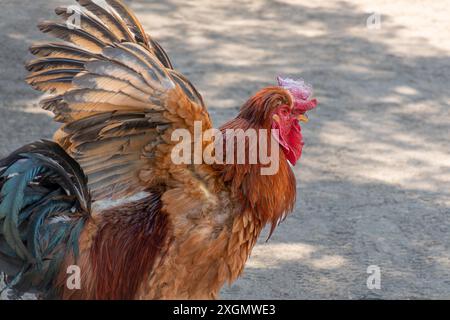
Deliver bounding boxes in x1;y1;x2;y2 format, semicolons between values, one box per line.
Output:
294;98;317;113
277;76;317;113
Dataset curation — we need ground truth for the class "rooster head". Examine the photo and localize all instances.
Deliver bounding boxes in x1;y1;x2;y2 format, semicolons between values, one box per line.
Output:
272;76;317;165
238;77;317;166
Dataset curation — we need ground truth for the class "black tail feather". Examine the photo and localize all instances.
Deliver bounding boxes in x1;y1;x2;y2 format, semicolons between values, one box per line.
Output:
0;140;90;297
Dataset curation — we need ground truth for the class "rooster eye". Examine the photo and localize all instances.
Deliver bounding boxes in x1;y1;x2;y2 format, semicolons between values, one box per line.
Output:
280;107;289;116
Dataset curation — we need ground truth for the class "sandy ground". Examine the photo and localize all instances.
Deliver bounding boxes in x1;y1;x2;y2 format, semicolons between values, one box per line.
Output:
0;0;449;299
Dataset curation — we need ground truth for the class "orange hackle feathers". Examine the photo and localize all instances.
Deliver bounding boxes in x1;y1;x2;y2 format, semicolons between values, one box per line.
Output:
220;87;297;237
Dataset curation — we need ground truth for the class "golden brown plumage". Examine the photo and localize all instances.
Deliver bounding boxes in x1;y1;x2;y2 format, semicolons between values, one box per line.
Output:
0;0;316;299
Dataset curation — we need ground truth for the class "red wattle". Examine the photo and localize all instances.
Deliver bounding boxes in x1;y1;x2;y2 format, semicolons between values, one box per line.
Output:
285;121;303;165
272;120;304;166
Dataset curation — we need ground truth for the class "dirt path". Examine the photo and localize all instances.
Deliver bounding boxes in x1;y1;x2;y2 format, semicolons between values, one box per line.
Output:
0;0;449;299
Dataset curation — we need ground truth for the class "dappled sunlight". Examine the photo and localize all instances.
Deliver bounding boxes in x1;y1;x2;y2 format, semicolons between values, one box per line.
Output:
246;243;347;270
309;255;347;270
314;104;449;198
20;106;53;116
430;254;450;269
358;1;450;56
393;86;419;96
245;243;315;268
0;0;449;299
5;95;53;116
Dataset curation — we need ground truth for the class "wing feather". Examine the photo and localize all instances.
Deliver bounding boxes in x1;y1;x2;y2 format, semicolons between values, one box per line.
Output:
30;42;101;60
27;0;215;201
104;0;150;47
76;0;134;42
38;21;106;53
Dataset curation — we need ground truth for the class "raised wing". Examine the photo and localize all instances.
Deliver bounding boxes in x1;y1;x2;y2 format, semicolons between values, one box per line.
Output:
26;0;213;201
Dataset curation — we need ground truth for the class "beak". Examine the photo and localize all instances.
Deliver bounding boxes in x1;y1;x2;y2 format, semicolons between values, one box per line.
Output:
297;114;309;123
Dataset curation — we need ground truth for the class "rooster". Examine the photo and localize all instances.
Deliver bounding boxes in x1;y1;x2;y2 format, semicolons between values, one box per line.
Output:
0;0;317;299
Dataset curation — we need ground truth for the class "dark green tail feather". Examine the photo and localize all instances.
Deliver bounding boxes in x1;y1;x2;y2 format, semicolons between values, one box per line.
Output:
0;140;90;297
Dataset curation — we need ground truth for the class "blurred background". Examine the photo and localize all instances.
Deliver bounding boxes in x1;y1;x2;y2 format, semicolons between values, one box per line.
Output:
0;0;449;299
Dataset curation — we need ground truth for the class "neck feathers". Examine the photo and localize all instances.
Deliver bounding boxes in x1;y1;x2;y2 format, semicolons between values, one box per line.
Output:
219;87;297;235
